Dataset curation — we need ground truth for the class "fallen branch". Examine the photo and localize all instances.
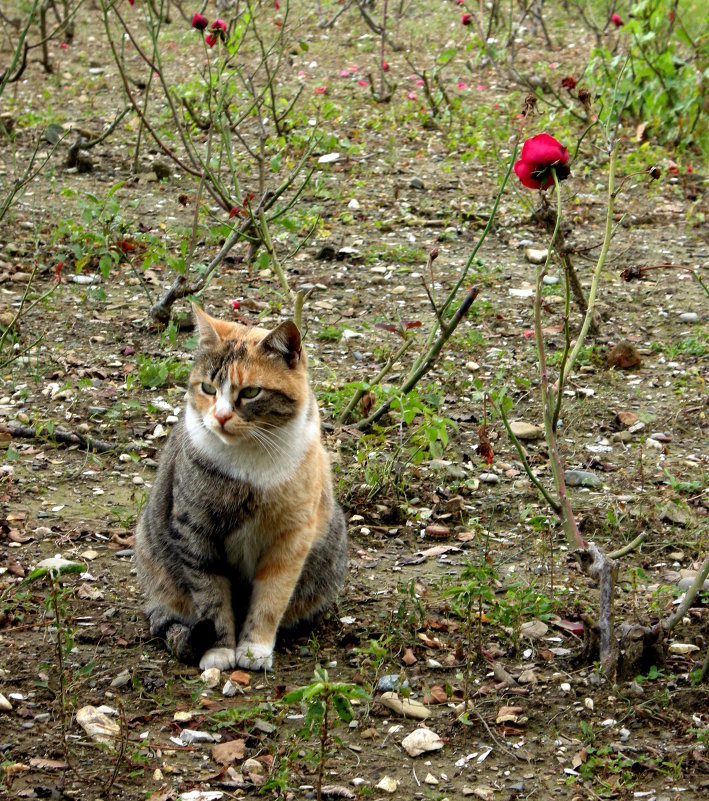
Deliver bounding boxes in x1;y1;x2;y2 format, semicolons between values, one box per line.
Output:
1;423;114;453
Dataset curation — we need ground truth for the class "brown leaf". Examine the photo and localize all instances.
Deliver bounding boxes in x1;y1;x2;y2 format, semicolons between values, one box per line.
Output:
496;705;524;723
416;633;442;648
8;529;31;543
402;648;417;666
229;670;251;687
607;341;641;370
360;390;376;417
424;685;448;704
572;748;587;769
211;739;246;765
456;531;476;542
613;410;638;429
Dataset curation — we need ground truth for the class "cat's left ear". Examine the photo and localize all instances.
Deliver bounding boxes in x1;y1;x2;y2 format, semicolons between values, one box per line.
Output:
260;320;302;368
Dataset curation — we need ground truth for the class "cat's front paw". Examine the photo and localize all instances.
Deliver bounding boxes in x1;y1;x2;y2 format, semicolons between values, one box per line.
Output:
234;641;273;671
199;646;237;671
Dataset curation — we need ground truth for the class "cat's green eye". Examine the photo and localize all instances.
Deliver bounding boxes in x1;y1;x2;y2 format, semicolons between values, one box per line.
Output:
240;386;261;400
201;382;217;396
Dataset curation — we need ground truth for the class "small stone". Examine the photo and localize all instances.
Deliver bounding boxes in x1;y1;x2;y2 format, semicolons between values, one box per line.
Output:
380;691;430;720
253;718;276;735
173;710;194;723
377;675;409;693
0;693;12;711
110;669;131;689
479;472;499;484
471;786;495;801
81;549;99;561
509;421;543;441
668;642;699;655
132;476;144;485
524;247;548;264
627;681;644;698
466;361;480;371
678;575;709;593
518;669;538;685
619;727;630;742
565;469;602;488
679;312;698;323
222;680;239;697
347;198;361;211
401;727;444;757
425;524;450;540
542;275;559;285
424;773;438;785
375;776;399;793
560;682;572;694
520;619;548;639
153;768;164;781
584;697;594;711
661;505;688;526
321;785;356;800
200;667;221;689
409;176;424;189
646;437;663;450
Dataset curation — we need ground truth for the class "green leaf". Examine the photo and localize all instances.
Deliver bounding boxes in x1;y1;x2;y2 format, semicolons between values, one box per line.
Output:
282;686;308;704
436;47;456;66
332;694;353;723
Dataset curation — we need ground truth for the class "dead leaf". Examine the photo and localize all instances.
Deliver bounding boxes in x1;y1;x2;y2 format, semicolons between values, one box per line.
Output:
29;757;68;770
613;410;638;429
417;633;442;648
425;524;450;540
229;670;251;687
572;748;587;769
211;739;246;765
607;341;641;370
496;705;524;724
8;530;31;543
424;685;448;705
456;531;476;542
402;648;417;666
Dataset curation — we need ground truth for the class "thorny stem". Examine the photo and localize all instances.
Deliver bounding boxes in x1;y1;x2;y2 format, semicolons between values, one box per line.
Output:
561;145;617;384
535;171;584;551
0;0;39;95
356;285;480;430
338;336;415;424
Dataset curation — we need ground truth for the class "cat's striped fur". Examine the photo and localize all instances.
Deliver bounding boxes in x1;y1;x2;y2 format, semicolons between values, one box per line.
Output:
135;306;347;671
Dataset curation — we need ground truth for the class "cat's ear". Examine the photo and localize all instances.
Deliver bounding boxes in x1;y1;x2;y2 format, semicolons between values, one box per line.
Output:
192;303;222;349
260;320;302;368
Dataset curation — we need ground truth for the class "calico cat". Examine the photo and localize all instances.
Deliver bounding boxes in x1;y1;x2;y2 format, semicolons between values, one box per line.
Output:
135;305;347;671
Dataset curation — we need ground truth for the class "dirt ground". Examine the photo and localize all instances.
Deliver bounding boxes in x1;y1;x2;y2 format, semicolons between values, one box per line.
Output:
0;2;707;800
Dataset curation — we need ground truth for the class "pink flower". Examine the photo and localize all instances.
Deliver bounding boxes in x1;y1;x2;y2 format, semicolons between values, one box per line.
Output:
314;85;328;94
382;61;389;72
457;81;469;89
60;42;67;48
406;92;416;100
339;69;350;77
415;79;424;86
231;299;240;310
461;13;472;25
611;13;623;27
191;12;209;30
667;159;679;176
275;0;279;7
205;33;218;47
358;79;369;87
476;84;486;91
514;133;570;190
211;19;227;32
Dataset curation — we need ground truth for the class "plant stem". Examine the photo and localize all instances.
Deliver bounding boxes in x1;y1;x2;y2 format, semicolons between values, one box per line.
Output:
561;146;617;384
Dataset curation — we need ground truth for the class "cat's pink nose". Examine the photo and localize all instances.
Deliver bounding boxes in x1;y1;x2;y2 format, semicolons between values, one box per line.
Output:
215;410;233;427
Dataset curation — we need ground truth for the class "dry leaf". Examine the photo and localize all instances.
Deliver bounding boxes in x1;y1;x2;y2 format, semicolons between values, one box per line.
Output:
417;633;442;648
29;757;68;770
424;685;448;705
402;648;417;666
496;705;524;723
211;739;246;765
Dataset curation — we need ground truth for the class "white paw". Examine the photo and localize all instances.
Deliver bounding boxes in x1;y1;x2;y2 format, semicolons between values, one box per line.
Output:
234;641;273;671
199;647;237;671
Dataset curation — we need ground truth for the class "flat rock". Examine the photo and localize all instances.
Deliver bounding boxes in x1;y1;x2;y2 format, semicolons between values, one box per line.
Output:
380;691;430;720
661;504;688;526
565;469;602;488
179;728;217;744
401;727;444;757
509;421;543;441
520;619;548;639
679;312;698;323
0;692;12;711
76;705;120;749
524;247;548;264
376;776;399;793
200;667;221;689
479;472;499;484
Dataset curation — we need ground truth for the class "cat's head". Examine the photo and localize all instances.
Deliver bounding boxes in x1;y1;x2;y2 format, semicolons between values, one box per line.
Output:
187;305;310;446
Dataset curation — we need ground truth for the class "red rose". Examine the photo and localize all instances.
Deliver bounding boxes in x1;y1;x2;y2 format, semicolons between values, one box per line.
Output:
211;19;227;32
611;13;623;27
514;133;570;190
191;13;209;31
461;13;472;25
561;76;577;90
205;33;218;48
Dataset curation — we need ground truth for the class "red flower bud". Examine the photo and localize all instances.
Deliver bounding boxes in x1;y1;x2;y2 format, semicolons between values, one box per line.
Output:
461;13;473;25
611;13;623;27
205;33;218;48
382;60;389;72
561;76;577;90
191;13;209;31
514;133;570;190
211;19;227;32
667;159;679;176
231;299;240;310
